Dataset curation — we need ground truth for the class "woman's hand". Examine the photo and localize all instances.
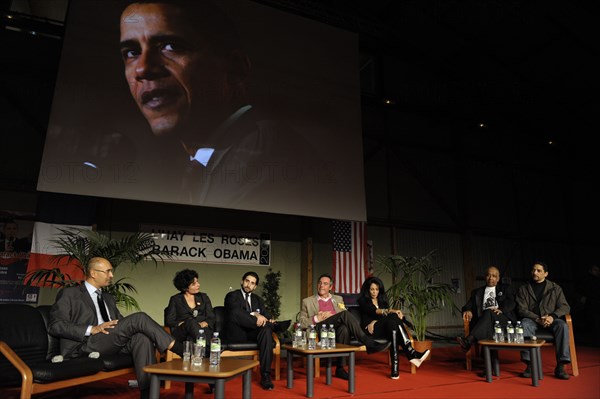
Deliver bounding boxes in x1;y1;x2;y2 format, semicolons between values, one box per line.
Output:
367;320;377;334
199;321;208;328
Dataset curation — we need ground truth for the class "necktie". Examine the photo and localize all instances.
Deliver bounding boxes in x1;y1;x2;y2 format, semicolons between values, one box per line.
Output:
244;293;251;312
96;290;110;323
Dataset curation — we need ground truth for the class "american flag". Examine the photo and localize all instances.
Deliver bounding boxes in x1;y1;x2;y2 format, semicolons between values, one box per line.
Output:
332;220;367;294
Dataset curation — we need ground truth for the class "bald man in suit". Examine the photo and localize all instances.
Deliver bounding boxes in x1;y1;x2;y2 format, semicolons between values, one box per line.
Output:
48;257;182;399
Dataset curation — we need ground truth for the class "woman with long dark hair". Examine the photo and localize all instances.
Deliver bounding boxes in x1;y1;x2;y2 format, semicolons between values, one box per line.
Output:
358;276;430;379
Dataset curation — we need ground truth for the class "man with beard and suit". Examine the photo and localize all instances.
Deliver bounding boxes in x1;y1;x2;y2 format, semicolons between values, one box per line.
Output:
48;257;183;399
223;271;288;391
456;266;516;352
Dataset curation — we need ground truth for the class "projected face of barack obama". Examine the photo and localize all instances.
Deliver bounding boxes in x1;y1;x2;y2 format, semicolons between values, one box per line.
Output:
119;1;249;152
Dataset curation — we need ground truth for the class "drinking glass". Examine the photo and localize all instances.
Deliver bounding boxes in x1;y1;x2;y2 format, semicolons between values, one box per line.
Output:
182;341;191;362
300;330;307;348
192;342;204;367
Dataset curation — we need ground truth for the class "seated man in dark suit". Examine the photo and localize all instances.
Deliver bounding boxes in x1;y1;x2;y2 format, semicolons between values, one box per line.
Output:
457;266;516;352
48;257;182;399
224;271;282;391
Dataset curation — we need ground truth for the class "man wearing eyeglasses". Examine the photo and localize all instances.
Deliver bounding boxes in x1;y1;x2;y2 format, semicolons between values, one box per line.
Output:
48;257;182;399
299;273;390;380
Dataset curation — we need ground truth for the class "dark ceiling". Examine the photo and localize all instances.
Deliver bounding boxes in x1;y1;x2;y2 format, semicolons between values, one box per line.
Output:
1;0;598;192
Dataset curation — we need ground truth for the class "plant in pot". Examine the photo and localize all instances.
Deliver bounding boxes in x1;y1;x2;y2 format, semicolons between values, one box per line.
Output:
260;268;292;340
24;228;170;311
376;249;457;353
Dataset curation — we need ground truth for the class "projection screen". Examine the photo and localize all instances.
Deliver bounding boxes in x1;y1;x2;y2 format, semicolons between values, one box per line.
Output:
37;0;366;221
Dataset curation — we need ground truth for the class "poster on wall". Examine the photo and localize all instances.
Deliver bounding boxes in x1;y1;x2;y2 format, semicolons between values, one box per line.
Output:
0;212;39;303
140;224;270;266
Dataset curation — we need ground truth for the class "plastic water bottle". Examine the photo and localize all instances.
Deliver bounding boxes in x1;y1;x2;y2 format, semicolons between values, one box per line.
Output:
506;321;515;343
192;329;205;366
328;324;336;349
308;324;317;350
320;325;329;349
515;321;524;343
210;332;221;365
494;321;503;342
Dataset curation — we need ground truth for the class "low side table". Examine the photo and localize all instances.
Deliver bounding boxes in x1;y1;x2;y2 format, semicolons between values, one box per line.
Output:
478;339;545;387
283;343;362;398
143;358;259;399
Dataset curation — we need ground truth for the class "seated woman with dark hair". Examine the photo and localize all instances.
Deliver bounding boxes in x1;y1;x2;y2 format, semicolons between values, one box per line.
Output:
358;276;430;379
165;269;216;345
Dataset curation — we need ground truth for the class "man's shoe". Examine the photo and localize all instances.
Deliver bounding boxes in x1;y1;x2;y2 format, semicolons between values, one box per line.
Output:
520;365;532;378
456;336;471;352
335;367;349;380
407;349;430;368
366;340;391;354
260;373;274;390
554;365;570;380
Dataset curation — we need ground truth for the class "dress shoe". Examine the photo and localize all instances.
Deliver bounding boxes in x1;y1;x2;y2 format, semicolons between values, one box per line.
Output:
260;373;274;390
520;365;532;378
335;367;349;380
273;320;292;333
456;336;471;352
554;364;570;380
407;348;430;368
366;339;391;354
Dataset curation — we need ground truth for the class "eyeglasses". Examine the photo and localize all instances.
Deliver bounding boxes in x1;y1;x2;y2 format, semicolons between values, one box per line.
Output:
94;269;114;274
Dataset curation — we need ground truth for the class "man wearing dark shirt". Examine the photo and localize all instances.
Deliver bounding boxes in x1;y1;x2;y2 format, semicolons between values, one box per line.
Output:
516;261;571;380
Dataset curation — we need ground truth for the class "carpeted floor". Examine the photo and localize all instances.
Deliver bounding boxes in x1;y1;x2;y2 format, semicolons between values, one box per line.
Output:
3;344;599;398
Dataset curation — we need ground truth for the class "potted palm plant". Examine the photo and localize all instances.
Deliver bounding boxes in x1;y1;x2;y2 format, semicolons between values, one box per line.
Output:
24;228;170;310
376;249;456;353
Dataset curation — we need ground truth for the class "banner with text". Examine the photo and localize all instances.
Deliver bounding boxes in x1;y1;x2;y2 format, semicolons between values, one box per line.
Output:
1;213;39;304
140;224;271;266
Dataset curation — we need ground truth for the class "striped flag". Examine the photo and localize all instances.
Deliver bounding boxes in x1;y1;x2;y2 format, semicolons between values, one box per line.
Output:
26;193;97;284
332;220;367;294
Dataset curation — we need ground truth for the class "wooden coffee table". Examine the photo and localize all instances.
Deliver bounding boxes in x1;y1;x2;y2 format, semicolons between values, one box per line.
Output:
478;339;545;386
283;343;363;398
143;358;259;399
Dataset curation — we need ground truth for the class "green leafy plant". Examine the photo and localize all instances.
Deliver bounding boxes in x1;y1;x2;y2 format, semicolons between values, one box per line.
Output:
24;228;170;311
260;268;282;320
376;249;456;341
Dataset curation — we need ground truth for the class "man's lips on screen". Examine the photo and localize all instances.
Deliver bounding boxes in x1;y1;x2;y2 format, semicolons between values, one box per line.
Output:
140;88;178;110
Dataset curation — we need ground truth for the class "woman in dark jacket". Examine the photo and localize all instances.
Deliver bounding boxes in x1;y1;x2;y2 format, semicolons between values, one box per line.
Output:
358;276;430;379
165;269;216;344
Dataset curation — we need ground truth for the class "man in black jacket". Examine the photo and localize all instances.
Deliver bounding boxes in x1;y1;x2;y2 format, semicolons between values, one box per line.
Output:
456;266;516;351
516;261;571;380
224;271;276;390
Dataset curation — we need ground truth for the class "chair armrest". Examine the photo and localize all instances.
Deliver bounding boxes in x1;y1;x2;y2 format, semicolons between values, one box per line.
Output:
0;340;34;399
271;332;281;353
463;315;470;336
